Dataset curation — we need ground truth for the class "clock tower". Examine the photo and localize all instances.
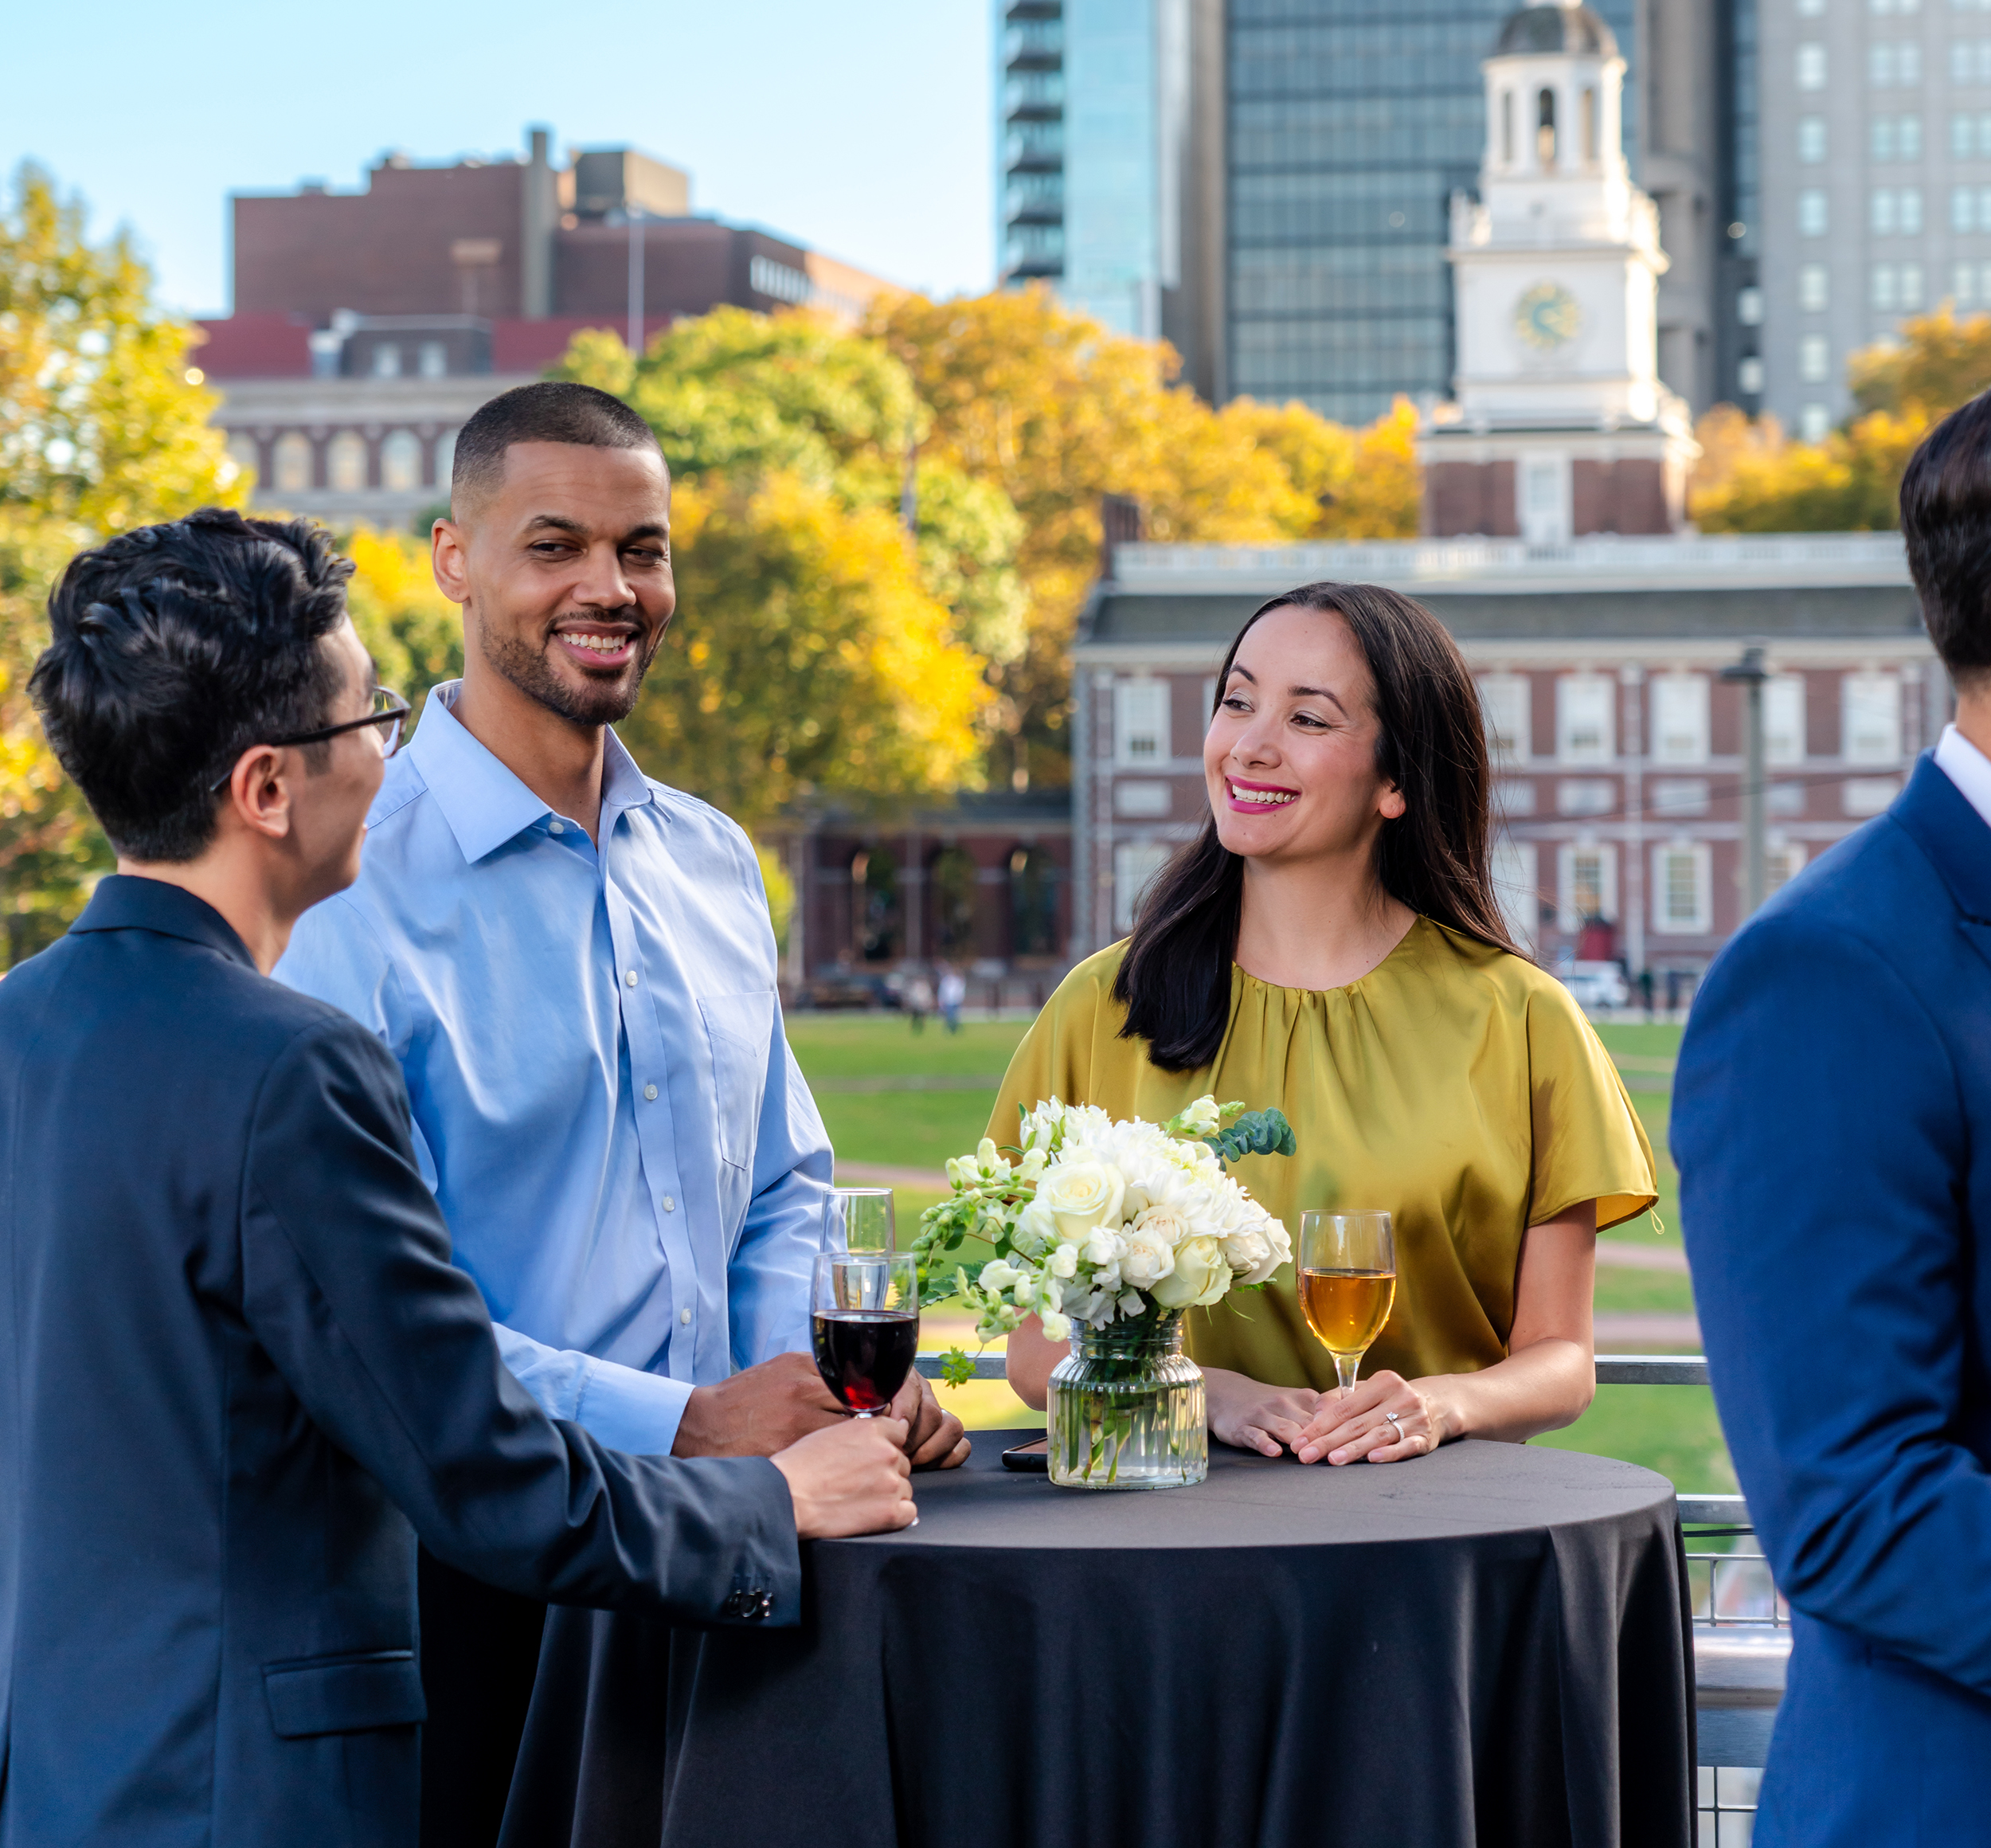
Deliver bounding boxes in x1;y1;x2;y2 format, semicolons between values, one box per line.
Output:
1419;1;1697;541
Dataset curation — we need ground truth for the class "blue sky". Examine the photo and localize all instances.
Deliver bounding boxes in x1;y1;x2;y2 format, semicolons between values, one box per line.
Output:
10;0;994;316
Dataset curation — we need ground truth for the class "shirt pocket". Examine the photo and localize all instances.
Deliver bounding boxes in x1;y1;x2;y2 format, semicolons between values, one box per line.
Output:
699;990;776;1171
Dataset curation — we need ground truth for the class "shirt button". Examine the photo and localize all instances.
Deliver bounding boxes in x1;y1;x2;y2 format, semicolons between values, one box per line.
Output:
549;819;565;835
662;1196;676;1213
643;1083;659;1101
679;1307;692;1325
624;969;639;987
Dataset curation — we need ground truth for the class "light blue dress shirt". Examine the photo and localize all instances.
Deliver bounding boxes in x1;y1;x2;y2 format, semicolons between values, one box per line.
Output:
276;682;831;1455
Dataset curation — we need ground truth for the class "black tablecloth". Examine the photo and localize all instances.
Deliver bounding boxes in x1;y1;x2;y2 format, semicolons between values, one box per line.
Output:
499;1435;1693;1848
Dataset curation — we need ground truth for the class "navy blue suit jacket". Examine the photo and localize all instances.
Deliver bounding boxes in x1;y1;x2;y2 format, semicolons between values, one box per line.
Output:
0;879;800;1848
1675;755;1991;1846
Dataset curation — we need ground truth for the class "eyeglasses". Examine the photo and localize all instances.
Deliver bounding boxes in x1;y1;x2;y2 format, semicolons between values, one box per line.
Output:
209;687;412;793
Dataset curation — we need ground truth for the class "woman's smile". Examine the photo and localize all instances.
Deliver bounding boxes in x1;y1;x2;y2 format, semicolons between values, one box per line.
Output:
1225;776;1300;812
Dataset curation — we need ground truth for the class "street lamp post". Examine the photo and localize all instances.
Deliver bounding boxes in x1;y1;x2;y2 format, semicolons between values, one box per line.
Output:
626;206;646;356
1721;647;1770;918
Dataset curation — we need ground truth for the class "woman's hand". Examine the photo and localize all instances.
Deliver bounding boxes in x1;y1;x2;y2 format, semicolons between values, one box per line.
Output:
1291;1370;1449;1466
1203;1366;1324;1458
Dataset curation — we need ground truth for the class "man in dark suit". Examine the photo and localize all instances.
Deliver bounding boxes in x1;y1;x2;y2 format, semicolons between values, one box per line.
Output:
1673;395;1991;1845
0;508;914;1848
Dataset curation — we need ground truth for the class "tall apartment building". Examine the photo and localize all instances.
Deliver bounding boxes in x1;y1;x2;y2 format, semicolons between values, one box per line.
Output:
999;0;1724;421
198;127;892;528
1754;0;1991;439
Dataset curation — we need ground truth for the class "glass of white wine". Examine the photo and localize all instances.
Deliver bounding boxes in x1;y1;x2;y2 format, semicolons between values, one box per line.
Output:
1297;1211;1397;1397
823;1187;895;1255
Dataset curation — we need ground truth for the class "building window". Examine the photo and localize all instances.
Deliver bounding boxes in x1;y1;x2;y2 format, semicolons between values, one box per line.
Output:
1873;264;1899;309
1798;43;1829;87
1113;780;1172;817
1956;185;1977;231
1651;778;1711;817
1798;264;1829;311
1652;673;1711;762
1556;675;1616;764
1801;405;1832;441
370;343;401;379
1113;840;1172;933
1557;777;1617;816
1766;674;1809;763
1494;779;1538;816
1843;777;1900;815
1491;837;1540;950
224;433;260;483
1653;843;1711;935
1873;117;1898;160
1477;673;1532;763
418;341;448;379
1953;39;1991;81
1799;189;1829;235
1502;88;1516;165
1842;671;1903;761
434;428;457;492
1903;114;1924;156
1953;110;1991;155
1956;260;1991;303
1870;41;1922;82
1799;335;1832;381
749;255;813;305
1766;841;1807;892
1739;285;1765;324
1558;842;1619;930
1520;455;1571;543
1114;678;1172;766
272;432;312;494
1536;87;1558;166
1872;189;1897;233
1739;356;1766;393
380;430;422;492
1797;0;1823;12
1902;262;1926;308
327;431;368;492
1582;86;1598;161
1799;116;1828;161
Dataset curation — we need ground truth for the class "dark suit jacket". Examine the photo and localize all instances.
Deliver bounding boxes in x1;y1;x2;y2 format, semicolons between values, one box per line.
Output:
0;878;800;1848
1675;754;1991;1846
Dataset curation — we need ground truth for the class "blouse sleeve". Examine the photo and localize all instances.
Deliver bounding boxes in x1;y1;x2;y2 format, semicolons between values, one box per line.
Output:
984;953;1113;1145
1524;981;1658;1232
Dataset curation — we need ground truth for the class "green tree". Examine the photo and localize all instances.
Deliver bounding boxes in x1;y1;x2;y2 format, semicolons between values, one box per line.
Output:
0;163;244;964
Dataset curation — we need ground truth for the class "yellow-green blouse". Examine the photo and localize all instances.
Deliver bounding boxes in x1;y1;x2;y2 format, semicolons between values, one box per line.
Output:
988;918;1656;1392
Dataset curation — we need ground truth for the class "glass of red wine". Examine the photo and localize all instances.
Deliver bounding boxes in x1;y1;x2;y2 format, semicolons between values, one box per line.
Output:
811;1251;920;1417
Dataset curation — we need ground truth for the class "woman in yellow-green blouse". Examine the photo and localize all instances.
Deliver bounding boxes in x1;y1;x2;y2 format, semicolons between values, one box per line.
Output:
1000;581;1656;1467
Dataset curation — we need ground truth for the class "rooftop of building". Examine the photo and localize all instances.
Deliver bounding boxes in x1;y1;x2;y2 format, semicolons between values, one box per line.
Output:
1078;534;1923;649
1493;2;1618;60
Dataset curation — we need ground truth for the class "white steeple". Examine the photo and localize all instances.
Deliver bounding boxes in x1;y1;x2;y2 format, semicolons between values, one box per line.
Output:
1420;1;1696;541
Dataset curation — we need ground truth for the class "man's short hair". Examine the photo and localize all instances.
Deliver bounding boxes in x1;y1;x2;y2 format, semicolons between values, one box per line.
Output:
450;381;663;515
1900;390;1991;687
30;507;352;863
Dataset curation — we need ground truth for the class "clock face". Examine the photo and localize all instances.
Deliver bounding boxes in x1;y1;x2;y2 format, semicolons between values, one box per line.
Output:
1515;281;1582;351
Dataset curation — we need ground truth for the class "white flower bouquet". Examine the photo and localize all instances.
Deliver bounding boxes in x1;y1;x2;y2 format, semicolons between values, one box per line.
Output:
913;1094;1296;1371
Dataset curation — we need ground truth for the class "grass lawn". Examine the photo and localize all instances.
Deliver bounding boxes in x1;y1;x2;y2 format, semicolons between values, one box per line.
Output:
787;1010;1732;1489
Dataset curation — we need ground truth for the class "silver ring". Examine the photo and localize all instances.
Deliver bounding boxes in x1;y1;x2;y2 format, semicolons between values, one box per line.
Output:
1383;1411;1403;1433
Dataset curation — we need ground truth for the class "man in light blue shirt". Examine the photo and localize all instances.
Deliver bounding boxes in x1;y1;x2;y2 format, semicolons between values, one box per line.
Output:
279;382;963;1846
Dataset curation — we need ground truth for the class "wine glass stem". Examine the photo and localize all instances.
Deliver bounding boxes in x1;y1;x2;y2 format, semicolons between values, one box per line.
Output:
1333;1351;1363;1396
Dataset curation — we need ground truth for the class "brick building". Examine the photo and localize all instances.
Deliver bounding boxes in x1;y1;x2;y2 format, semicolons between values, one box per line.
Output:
195;127;894;527
1072;534;1939;987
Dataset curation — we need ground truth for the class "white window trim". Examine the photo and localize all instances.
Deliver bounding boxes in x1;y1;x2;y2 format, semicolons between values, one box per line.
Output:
1556;674;1617;765
1651;840;1713;936
1557;840;1620;932
1113;677;1172;769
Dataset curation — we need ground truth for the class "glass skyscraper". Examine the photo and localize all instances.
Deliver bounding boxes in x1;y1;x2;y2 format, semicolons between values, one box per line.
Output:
1226;0;1637;425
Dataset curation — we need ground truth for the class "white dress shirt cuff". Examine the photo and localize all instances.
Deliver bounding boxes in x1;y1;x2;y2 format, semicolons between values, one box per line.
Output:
573;1356;694;1457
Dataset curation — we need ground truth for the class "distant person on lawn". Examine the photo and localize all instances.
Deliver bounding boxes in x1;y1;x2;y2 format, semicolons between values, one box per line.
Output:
1674;391;1991;1846
0;508;913;1848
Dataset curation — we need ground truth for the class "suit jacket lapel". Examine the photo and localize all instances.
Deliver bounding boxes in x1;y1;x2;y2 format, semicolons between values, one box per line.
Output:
1893;754;1991;979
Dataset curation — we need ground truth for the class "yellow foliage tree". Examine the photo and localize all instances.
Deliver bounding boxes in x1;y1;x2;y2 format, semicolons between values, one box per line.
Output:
342;527;463;721
1;163;243;963
618;472;991;828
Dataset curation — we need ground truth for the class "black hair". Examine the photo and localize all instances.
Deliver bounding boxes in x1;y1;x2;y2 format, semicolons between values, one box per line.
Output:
451;380;663;512
1899;390;1991;688
29;507;352;863
1113;581;1525;1072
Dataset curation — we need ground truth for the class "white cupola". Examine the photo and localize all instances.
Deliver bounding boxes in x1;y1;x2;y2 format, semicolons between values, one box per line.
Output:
1420;0;1697;541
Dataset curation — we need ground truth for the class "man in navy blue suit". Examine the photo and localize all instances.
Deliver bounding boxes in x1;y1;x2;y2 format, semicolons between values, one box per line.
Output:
0;508;915;1848
1674;394;1991;1845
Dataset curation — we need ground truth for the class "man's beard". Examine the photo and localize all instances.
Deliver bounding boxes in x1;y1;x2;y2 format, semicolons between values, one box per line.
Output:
479;615;661;727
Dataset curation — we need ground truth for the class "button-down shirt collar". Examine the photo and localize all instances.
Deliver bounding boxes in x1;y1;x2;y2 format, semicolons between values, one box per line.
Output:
1934;722;1991;835
405;682;661;865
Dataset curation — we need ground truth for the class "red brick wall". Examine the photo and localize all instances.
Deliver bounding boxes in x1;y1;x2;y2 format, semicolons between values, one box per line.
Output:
233;163;527;320
1570;458;1674;535
1423;460;1519;537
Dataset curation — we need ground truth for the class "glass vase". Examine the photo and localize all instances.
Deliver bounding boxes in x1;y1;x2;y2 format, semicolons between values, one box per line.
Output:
1046;1308;1207;1490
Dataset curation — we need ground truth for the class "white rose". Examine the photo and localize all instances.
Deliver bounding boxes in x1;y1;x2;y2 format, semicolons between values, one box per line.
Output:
1037;1161;1126;1242
1081;1226;1125;1268
1151;1235;1231;1310
1039;1310;1072;1342
1048;1242;1080;1278
1219;1225;1270;1275
978;1259;1023;1291
1119;1210;1181;1290
1238;1216;1292;1287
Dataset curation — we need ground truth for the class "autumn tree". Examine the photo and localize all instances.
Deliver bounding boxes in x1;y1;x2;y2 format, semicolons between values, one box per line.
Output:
0;164;243;963
342;527;464;718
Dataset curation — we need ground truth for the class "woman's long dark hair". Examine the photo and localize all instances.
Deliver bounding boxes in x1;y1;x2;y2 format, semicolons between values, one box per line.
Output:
1113;581;1524;1071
